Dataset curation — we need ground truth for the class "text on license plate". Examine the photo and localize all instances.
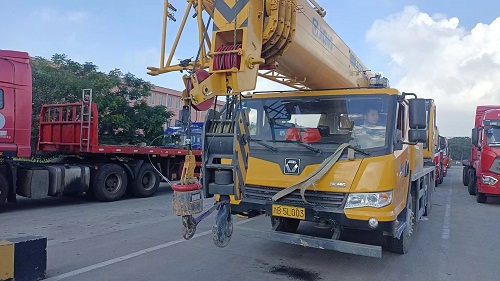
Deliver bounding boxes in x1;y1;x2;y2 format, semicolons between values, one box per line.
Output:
272;205;305;220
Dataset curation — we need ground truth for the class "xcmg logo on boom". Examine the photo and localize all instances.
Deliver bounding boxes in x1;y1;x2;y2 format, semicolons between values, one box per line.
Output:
312;18;333;50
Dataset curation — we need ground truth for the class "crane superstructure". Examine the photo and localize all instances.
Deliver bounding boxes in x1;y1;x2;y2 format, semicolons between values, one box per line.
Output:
148;0;434;257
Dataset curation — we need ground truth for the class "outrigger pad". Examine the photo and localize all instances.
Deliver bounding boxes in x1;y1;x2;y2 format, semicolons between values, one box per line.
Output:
0;235;47;281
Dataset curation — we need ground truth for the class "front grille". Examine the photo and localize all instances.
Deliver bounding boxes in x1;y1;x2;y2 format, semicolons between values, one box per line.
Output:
243;185;346;209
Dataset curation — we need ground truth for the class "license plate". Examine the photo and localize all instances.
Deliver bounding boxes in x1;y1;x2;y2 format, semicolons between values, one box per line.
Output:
272;204;305;220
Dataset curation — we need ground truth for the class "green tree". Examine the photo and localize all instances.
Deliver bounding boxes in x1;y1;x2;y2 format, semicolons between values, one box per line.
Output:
31;54;174;147
448;137;472;164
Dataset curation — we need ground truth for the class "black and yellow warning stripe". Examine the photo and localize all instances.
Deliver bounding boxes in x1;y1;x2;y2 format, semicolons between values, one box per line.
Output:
0;236;46;281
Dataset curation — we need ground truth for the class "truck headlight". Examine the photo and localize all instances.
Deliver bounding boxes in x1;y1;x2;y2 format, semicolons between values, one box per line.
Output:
344;191;393;209
482;176;498;185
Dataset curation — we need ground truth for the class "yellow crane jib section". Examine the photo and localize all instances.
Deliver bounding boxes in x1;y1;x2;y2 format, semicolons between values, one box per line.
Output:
147;0;373;103
188;0;266;107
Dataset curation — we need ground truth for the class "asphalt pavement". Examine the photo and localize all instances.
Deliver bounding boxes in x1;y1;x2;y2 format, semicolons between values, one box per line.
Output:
2;166;500;281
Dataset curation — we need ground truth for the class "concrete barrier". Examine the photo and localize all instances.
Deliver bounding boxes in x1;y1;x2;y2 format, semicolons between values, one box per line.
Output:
0;236;46;281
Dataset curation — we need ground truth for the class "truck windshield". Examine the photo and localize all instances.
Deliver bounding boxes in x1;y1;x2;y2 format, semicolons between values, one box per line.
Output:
242;94;390;150
485;126;500;147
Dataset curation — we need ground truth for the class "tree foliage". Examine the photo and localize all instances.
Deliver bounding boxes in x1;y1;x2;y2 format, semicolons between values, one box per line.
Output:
448;137;472;163
31;54;173;146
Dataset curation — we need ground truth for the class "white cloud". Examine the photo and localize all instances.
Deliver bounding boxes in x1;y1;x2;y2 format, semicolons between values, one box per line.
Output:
367;6;500;137
35;8;86;22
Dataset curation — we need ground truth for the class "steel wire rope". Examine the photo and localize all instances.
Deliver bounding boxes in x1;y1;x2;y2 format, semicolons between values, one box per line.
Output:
147;135;173;185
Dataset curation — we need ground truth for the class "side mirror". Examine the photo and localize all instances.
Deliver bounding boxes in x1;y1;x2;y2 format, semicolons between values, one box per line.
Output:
471;127;479;147
439;136;447;150
409;129;427;144
409;99;426;129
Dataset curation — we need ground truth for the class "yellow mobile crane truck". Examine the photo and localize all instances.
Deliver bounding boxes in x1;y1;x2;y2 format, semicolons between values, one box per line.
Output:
148;0;435;257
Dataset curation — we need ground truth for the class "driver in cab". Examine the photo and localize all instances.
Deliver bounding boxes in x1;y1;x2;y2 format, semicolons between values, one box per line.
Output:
352;107;386;149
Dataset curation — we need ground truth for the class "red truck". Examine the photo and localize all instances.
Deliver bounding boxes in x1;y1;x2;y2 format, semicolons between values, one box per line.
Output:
0;50;200;205
440;136;451;177
463;105;500;203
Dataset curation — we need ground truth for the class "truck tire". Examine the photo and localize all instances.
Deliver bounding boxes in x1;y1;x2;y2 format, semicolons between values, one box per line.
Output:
386;194;414;254
129;163;160;198
90;164;128;202
0;173;8;205
271;216;300;233
476;191;487;203
467;170;476;195
462;167;469;186
438;168;444;184
424;176;432;216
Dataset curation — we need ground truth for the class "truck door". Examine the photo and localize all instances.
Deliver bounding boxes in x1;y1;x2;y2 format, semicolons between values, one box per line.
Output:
0;58;15;143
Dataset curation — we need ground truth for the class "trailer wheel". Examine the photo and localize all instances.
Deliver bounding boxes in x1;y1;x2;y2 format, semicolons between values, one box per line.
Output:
91;164;127;202
435;170;439;187
386;194;414;254
462;167;469;186
271;216;300;233
476;191;487;203
129;163;160;198
0;173;8;205
467;170;476;195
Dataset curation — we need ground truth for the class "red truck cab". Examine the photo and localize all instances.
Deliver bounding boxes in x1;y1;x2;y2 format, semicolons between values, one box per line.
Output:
463;106;500;203
0;50;32;158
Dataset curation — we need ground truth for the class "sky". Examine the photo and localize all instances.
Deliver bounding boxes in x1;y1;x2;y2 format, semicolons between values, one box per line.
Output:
2;0;499;137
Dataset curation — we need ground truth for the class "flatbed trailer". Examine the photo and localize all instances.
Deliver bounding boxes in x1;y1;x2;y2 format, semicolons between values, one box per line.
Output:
0;53;201;205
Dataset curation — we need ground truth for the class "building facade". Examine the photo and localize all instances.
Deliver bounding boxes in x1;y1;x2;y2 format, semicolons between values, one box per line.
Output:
148;85;225;128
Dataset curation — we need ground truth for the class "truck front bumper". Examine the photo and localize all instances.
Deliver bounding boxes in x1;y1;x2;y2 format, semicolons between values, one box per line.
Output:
231;199;399;237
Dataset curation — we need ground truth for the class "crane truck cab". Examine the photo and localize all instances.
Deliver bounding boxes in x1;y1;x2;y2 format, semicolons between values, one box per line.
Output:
463;106;500;203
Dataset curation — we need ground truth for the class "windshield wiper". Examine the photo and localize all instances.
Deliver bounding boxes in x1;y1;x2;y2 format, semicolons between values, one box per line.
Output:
271;140;322;155
320;140;372;156
295;142;322;155
250;138;278;152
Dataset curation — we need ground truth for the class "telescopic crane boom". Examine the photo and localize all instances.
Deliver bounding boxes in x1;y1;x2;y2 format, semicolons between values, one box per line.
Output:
147;0;375;109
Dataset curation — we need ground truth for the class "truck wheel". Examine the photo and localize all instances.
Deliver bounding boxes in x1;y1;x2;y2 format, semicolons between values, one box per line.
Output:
271;216;300;233
129;163;160;198
467;170;476;195
91;164;128;202
424;177;432;216
438;169;444;184
462;167;469;186
0;173;8;205
386;195;414;254
476;192;487;203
